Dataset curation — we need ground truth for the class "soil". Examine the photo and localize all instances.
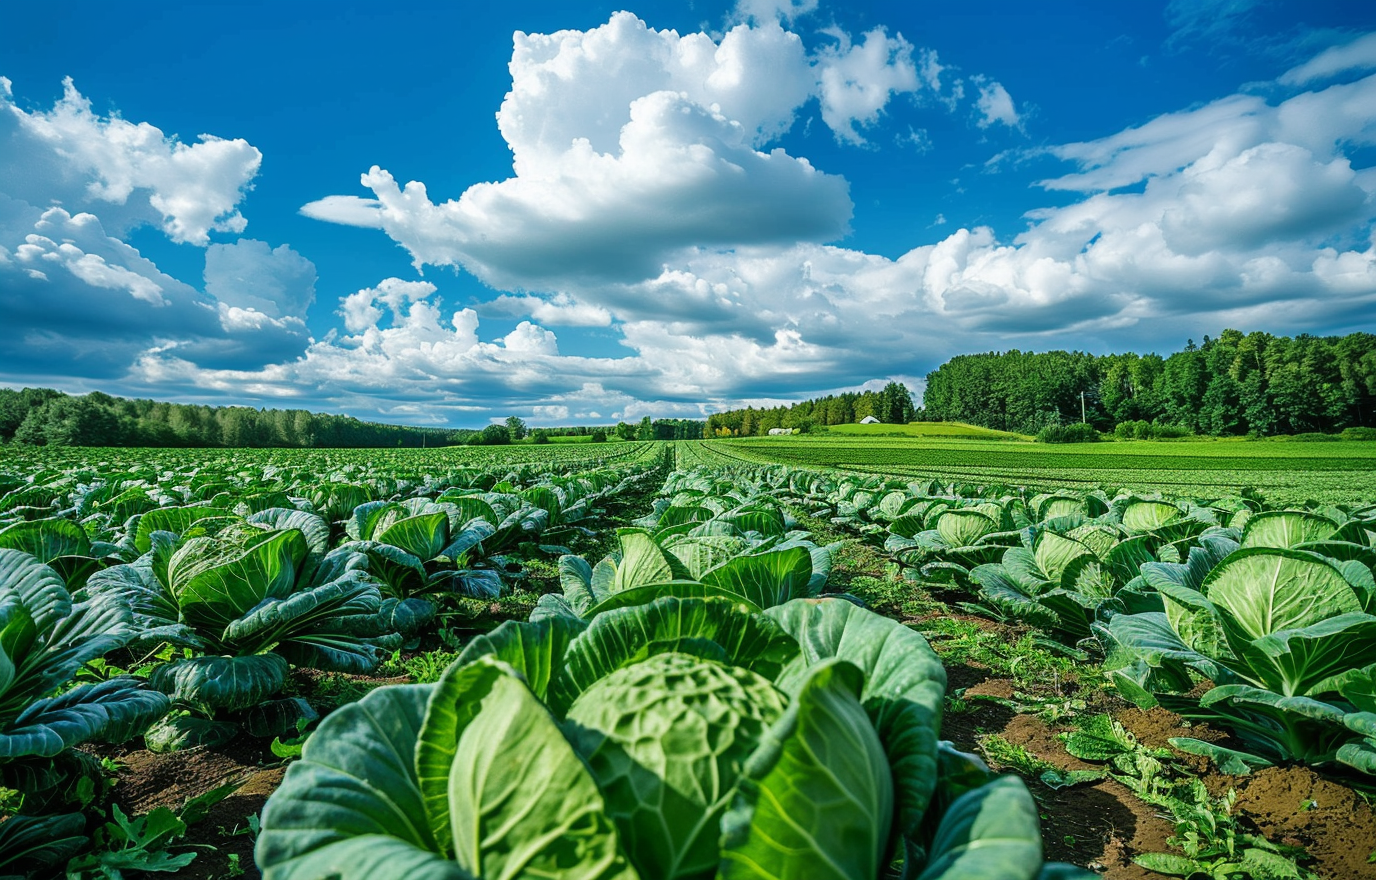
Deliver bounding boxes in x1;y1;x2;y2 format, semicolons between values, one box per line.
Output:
1230;766;1376;880
956;688;1376;880
104;737;285;880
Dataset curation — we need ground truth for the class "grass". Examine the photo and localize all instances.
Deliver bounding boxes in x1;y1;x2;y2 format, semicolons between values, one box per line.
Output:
821;421;1029;440
704;435;1376;505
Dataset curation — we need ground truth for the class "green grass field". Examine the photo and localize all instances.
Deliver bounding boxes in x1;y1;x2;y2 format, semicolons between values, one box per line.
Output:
820;421;1028;440
694;435;1376;505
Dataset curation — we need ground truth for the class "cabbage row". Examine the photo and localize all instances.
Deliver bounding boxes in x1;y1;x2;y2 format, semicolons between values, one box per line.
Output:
0;452;668;877
256;466;1087;879
723;464;1376;784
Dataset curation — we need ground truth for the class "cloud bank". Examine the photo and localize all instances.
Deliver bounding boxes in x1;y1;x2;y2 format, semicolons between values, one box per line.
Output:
2;14;1374;426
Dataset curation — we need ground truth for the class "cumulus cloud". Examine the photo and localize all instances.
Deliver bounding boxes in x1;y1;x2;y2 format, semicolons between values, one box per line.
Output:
0;77;304;381
483;292;612;327
0;202;309;379
305;93;852;285
204;239;317;318
815;27;920;145
0;77;261;245
301;11;1010;288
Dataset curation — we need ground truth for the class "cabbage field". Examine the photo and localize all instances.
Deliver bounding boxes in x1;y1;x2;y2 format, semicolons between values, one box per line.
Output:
2;438;1375;879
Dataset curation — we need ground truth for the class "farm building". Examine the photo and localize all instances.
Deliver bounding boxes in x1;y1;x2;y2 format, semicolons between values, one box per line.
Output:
858;415;881;424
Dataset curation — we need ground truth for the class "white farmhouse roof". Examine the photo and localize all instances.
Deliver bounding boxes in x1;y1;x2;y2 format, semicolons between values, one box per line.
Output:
858;415;881;424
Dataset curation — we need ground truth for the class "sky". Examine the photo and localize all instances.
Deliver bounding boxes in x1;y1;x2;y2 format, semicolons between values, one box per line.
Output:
1;0;1374;427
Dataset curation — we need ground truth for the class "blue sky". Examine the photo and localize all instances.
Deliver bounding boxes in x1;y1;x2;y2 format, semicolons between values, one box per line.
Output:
2;0;1374;426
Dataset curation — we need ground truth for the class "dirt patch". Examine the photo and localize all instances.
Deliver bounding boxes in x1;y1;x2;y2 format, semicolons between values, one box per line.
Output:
1229;766;1376;880
964;678;1016;700
108;738;282;880
1039;777;1175;878
968;707;1182;878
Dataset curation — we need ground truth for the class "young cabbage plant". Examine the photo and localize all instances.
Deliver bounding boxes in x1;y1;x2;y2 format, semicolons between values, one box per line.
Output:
532;527;831;622
83;510;401;751
968;524;1163;643
1097;544;1376;775
257;595;1085;880
339;497;503;635
0;549;171;878
885;506;1021;590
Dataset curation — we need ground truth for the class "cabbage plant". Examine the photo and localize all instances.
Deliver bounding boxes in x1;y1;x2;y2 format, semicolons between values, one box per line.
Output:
1096;533;1376;775
257;596;1082;880
83;509;402;750
533;527;831;622
0;549;169;877
339;497;503;634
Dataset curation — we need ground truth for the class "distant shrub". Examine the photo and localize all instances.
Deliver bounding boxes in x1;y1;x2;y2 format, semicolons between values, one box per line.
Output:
1036;423;1100;444
1340;427;1376;441
591;429;608;443
532;429;551;444
1113;420;1192;440
467;424;511;446
1288;432;1341;442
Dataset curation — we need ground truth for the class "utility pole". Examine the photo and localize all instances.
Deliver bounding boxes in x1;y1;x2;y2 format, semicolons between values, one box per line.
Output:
1081;391;1086;424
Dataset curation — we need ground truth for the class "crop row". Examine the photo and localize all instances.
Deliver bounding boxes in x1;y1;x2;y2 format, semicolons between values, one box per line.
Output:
0;448;672;877
690;457;1376;790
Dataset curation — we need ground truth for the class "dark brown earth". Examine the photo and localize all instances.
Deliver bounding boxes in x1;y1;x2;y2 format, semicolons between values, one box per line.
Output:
107;737;282;880
952;672;1376;880
1229;766;1376;880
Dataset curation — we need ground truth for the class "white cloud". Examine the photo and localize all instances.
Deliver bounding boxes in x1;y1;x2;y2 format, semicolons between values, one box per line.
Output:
0;77;261;245
973;77;1020;130
815;27;920;145
484;292;612;327
305;90;852;286
500;13;814;167
1281;32;1376;86
0;203;309;379
501;321;559;355
300;11;1010;288
204;239;316;318
733;0;818;24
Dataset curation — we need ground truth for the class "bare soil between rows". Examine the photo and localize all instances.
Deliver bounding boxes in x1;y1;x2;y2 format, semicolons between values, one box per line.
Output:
943;656;1376;880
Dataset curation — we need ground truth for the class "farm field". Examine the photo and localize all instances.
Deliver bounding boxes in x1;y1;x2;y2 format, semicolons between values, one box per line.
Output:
816;421;1027;440
3;438;1376;880
704;435;1376;505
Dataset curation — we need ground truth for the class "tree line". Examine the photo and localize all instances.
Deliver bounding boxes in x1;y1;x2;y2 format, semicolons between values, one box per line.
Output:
922;329;1376;436
706;382;916;437
0;389;710;449
0;389;463;448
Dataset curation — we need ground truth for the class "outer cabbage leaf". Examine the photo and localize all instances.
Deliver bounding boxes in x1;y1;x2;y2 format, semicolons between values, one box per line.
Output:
915;776;1043;880
446;668;639;880
256;684;461;880
766;598;945;841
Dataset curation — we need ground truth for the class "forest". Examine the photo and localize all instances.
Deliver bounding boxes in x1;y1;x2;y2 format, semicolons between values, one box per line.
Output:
922;328;1376;436
0;389;461;448
705;381;917;436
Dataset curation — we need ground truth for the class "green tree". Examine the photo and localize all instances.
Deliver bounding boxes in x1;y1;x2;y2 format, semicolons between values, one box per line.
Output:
505;415;528;442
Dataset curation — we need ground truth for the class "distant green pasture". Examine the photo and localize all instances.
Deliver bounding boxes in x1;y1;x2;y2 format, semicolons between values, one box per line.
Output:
701;436;1376;506
821;421;1027;440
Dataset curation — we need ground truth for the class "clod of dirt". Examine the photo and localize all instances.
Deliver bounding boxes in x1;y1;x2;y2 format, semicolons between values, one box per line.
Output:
1231;766;1376;880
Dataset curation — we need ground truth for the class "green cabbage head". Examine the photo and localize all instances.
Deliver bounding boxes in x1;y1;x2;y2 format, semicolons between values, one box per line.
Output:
256;596;1085;880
